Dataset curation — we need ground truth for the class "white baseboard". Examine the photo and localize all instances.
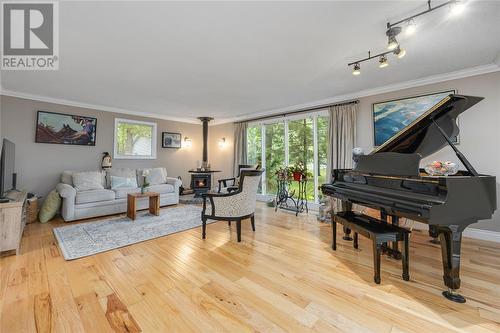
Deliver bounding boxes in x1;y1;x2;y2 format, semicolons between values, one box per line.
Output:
463;228;500;243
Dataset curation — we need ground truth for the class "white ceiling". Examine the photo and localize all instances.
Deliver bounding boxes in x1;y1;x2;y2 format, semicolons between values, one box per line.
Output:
1;1;499;124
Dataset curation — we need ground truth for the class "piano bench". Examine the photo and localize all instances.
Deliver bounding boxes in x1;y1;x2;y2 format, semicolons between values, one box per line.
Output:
332;211;410;284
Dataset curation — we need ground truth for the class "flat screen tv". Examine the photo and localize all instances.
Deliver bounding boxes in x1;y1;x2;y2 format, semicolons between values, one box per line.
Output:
0;139;15;200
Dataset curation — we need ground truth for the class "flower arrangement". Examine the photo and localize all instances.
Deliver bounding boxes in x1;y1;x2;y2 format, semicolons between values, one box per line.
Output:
424;161;458;176
275;161;312;181
288;161;311;181
141;169;150;194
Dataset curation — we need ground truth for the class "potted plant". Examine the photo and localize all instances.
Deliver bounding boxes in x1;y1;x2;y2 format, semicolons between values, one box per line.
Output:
275;166;291;181
289;161;311;181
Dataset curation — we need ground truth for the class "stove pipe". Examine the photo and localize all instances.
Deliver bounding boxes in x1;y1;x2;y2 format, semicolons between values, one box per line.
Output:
198;117;213;164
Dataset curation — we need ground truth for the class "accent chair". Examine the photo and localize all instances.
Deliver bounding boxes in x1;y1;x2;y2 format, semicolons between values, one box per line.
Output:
202;169;264;242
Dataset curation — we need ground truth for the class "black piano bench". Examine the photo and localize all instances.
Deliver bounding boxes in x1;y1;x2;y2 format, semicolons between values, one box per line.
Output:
332;211;410;284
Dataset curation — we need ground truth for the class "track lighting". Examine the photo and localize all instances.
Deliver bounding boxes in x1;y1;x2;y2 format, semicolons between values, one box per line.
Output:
405;19;416;36
379;55;388;68
386;26;401;50
387;36;398;51
352;63;361;75
450;1;465;16
394;47;406;59
347;0;467;75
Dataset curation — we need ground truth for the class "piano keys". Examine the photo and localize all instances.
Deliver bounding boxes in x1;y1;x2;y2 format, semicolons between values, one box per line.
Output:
321;94;497;303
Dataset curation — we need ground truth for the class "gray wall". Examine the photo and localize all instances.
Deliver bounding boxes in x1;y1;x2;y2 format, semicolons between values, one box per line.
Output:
356;71;500;232
0;96;205;197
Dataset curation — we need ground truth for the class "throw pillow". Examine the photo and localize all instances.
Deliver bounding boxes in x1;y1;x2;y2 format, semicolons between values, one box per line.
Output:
111;176;138;189
106;168;136;188
72;171;104;191
39;190;61;223
145;168;166;185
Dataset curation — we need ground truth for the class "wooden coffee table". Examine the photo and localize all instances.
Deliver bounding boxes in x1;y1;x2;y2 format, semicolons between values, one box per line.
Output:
127;192;160;220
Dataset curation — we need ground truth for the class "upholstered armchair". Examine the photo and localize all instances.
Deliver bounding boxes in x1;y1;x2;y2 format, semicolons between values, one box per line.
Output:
202;169;263;242
217;164;260;193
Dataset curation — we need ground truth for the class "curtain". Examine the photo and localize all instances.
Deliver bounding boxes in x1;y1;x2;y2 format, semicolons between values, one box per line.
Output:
326;103;357;211
233;122;248;176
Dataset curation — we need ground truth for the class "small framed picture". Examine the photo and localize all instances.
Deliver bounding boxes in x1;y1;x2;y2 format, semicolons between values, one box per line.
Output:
162;132;182;148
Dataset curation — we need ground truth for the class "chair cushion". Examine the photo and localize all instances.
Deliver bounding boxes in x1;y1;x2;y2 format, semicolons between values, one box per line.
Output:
72;171;105;191
113;187;141;199
146;183;175;194
75;189;115;204
106;168;137;188
39;190;61;223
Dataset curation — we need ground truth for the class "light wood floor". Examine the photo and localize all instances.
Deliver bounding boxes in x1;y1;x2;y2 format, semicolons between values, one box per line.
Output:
1;203;500;333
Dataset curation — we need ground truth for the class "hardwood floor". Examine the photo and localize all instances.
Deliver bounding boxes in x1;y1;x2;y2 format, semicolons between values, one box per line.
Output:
1;203;500;332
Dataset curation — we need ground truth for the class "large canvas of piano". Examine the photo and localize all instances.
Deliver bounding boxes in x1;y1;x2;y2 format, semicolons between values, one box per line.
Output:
321;94;497;303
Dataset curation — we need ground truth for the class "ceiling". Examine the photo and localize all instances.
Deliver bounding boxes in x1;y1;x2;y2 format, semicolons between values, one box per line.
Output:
1;1;499;124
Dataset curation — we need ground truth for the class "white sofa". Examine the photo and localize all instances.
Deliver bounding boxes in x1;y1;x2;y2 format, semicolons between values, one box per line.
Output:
56;167;181;222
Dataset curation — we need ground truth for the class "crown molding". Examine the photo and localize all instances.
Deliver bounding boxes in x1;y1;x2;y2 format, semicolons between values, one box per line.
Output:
0;88;201;125
2;63;499;126
214;63;500;125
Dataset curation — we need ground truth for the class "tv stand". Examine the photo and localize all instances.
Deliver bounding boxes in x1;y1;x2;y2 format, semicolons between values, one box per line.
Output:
0;190;27;255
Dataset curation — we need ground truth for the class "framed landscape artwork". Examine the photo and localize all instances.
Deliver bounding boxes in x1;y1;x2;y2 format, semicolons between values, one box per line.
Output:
36;111;97;146
373;90;457;147
162;132;182;148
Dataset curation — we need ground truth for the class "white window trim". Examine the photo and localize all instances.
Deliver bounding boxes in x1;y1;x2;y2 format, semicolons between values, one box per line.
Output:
113;118;157;160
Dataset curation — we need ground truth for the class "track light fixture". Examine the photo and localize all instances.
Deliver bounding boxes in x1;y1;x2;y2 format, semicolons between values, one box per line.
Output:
405;19;417;36
386;27;401;50
394;47;406;59
379;55;389;68
352;63;361;76
347;0;465;75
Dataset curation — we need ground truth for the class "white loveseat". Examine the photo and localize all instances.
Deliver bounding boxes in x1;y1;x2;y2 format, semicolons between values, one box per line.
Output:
56;167;181;222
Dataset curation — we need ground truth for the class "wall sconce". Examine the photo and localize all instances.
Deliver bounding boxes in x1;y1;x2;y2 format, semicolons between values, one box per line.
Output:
218;137;226;149
183;136;192;148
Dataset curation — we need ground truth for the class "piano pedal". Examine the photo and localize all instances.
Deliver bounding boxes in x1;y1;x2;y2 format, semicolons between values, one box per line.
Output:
442;289;466;303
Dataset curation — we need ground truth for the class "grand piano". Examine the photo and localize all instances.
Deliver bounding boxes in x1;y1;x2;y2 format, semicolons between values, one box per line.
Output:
321;94;497;303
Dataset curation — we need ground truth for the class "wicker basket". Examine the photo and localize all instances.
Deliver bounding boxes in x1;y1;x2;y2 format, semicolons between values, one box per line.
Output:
26;197;39;224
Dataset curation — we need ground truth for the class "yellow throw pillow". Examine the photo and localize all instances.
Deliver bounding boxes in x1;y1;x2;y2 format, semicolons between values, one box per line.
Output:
39;190;61;223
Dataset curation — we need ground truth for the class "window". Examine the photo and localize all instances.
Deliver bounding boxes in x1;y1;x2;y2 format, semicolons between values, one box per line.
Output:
246;111;329;203
114;118;157;159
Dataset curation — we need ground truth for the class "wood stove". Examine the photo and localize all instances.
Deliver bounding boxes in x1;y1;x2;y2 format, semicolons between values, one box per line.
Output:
190;172;212;197
188;117;221;197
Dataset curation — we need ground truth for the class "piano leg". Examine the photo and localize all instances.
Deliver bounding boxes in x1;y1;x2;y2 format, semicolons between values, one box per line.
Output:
435;225;466;303
341;200;353;240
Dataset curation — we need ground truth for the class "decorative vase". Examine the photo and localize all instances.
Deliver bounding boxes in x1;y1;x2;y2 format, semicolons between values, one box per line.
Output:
141;187;146;194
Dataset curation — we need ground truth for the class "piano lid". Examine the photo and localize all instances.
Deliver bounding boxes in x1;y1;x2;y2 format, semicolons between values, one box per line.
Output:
372;94;483;157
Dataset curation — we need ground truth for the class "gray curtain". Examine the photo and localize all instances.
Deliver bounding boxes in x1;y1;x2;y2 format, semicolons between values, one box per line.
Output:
326;103;357;210
233;122;248;176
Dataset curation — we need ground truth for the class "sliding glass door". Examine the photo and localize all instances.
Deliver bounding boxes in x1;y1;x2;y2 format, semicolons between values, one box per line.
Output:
247;110;328;203
264;122;285;195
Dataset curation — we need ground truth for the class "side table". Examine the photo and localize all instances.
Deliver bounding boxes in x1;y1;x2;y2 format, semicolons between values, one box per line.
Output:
127;192;160;220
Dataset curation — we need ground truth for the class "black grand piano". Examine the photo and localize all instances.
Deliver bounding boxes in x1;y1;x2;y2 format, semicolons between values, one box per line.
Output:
321;94;497;303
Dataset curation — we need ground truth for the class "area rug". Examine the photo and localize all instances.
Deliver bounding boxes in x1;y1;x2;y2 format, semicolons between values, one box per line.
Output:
53;205;211;260
179;194;204;205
